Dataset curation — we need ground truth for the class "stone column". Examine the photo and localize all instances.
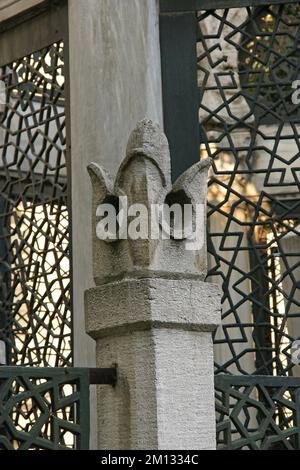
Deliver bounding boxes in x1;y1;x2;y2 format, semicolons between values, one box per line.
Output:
85;120;221;450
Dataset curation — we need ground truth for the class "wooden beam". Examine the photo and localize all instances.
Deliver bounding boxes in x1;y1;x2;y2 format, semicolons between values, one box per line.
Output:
0;0;64;34
0;0;46;22
160;0;300;13
0;0;67;63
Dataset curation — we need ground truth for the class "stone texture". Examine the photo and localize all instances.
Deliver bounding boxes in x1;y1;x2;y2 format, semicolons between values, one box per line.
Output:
85;119;222;449
96;328;217;450
85;278;221;338
88;119;211;285
155;329;216;450
86;277;221;449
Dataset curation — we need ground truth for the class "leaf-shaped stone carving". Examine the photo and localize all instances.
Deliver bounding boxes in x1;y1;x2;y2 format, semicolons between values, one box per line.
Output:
88;119;210;284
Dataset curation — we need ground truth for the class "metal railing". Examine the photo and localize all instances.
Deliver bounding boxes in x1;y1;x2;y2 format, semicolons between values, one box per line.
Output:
0;367;116;450
215;375;300;450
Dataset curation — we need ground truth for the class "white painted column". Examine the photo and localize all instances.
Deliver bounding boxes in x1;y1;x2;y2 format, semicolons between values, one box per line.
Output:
67;0;163;448
281;228;300;377
85;119;221;450
68;0;163;367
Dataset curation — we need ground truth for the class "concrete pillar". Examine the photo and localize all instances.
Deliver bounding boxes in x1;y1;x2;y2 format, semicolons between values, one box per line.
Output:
85;119;221;450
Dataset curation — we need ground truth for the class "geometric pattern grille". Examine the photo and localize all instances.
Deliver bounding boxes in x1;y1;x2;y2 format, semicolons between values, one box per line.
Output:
0;368;89;450
198;4;300;376
215;375;300;450
0;41;71;367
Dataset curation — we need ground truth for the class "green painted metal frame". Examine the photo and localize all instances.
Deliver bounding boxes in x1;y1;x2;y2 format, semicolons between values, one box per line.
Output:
0;0;74;368
215;375;300;450
0;367;116;450
0;367;90;450
215;373;300;388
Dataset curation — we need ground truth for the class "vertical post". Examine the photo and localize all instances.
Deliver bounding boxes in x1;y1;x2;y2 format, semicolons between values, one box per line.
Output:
85;119;221;450
160;10;199;181
68;0;163;448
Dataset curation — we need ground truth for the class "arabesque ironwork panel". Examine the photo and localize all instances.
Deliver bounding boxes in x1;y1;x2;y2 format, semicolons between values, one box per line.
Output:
0;40;71;367
215;375;300;449
195;2;300;376
0;367;90;450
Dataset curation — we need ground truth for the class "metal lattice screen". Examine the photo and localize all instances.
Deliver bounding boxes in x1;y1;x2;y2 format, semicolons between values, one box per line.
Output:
158;0;300;450
0;368;89;450
196;2;300;377
0;40;72;367
215;375;300;449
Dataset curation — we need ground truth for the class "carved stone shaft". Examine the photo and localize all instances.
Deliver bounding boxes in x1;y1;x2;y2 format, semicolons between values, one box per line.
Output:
85;119;222;449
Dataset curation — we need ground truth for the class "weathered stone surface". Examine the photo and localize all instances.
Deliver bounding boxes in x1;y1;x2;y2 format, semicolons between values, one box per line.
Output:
96;328;217;450
87;278;221;449
88;119;211;285
85;278;221;339
85;119;221;450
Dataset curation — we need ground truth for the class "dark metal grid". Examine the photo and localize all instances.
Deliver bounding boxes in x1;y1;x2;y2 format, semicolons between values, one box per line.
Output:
196;3;300;375
0;41;72;367
215;375;300;449
0;367;90;450
239;3;300;124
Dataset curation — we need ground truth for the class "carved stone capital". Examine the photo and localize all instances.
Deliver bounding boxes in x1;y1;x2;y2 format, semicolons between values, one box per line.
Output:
88;119;211;285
